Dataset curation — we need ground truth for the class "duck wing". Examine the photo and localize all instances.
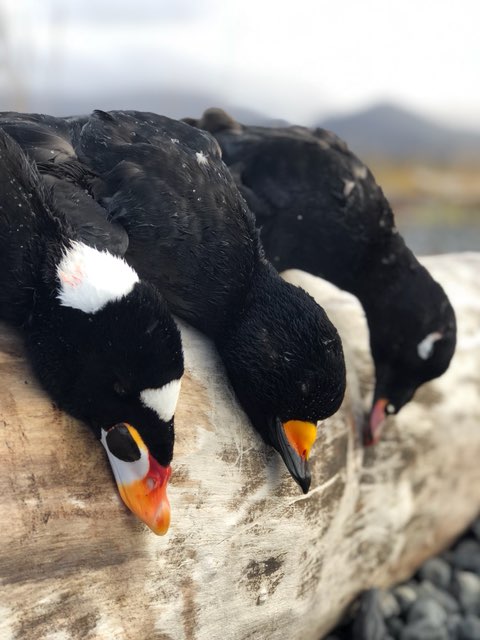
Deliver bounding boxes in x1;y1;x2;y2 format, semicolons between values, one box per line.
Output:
69;110;256;336
0;113;128;256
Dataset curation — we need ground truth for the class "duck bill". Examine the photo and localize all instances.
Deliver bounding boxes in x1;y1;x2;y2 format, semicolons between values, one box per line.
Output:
116;458;171;535
364;397;388;446
270;418;317;494
101;424;172;535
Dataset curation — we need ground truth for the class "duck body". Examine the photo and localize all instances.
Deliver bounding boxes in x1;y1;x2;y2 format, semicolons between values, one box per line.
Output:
1;110;347;493
188;109;457;444
0;126;184;534
79;110;256;337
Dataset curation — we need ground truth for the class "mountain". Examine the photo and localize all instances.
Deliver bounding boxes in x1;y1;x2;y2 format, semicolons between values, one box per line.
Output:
319;102;480;163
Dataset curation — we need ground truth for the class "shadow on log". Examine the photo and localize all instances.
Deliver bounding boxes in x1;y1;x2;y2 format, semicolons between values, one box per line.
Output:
1;253;479;640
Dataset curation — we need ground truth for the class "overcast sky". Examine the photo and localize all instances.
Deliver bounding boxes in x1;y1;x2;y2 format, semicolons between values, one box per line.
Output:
1;0;479;128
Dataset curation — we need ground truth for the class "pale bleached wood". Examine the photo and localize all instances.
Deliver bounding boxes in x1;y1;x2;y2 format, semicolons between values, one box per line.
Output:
0;253;479;640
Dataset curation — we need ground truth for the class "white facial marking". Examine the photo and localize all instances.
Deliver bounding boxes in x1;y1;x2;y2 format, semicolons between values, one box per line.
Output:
141;379;182;422
101;429;149;486
57;241;139;314
353;164;368;180
343;179;355;197
386;403;396;414
417;331;443;360
196;151;208;166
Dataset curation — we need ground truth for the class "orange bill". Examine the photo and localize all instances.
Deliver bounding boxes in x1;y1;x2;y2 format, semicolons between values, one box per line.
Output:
269;418;317;494
364;397;389;446
101;424;172;535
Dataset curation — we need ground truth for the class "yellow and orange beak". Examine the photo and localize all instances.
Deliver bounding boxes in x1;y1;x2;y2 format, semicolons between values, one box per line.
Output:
270;418;317;494
101;424;171;535
364;398;389;446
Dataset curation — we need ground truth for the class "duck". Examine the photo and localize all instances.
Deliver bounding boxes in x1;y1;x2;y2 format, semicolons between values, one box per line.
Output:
0;126;184;534
187;108;457;445
0;109;347;494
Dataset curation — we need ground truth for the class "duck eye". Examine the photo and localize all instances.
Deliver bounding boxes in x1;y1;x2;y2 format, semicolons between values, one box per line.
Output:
114;382;128;397
300;382;309;396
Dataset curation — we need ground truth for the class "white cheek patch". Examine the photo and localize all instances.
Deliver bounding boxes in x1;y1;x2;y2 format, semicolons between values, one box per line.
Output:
141;379;182;422
101;429;149;486
57;241;139;314
417;331;443;360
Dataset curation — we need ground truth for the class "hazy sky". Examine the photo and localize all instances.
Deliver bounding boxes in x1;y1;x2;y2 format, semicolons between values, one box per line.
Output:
1;0;479;128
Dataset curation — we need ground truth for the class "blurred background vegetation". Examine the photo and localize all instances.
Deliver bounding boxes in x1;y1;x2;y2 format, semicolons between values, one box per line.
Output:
0;0;478;255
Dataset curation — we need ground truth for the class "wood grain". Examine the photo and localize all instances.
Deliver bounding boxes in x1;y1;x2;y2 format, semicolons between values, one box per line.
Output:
1;253;479;640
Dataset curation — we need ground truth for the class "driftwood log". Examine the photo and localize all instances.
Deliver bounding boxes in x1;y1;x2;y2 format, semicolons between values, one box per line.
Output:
1;253;479;640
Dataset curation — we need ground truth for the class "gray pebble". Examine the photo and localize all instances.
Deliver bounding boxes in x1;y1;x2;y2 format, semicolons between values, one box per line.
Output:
378;589;401;618
418;580;460;614
352;589;390;640
471;520;480;543
453;540;480;574
419;558;453;590
458;615;480;640
400;619;449;640
408;597;448;626
452;571;480;615
386;615;404;637
447;614;463;640
394;585;418;612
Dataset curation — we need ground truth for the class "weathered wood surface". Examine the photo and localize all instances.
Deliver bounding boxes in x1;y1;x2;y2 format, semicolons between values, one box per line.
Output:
0;253;479;640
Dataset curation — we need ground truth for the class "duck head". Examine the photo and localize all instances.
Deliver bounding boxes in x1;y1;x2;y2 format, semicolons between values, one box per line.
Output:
27;241;184;534
365;277;456;445
219;263;346;493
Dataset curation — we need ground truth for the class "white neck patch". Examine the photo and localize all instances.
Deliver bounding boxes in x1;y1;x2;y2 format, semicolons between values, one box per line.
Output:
57;241;139;314
101;428;149;486
141;379;182;422
417;331;443;360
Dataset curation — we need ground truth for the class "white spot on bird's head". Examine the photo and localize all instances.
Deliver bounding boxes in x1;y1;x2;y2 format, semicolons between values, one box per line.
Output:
141;379;182;422
417;331;443;360
57;241;139;314
353;164;368;180
196;151;208;166
343;179;355;197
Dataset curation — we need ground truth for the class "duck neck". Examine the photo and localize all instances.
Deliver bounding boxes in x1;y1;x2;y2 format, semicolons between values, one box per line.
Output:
23;239;140;331
350;233;419;309
217;258;273;341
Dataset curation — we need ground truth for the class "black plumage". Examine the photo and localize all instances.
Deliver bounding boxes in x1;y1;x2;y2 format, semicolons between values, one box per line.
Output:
189;108;457;444
0;126;183;533
1;109;347;493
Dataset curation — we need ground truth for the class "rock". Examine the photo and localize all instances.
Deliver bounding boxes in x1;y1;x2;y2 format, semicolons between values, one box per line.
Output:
407;597;448;627
352;590;390;640
418;580;460;614
378;589;402;618
419;558;453;590
447;614;464;640
394;585;418;613
458;615;480;640
453;541;480;574
386;615;405;638
400;619;449;640
471;520;480;543
1;253;480;640
452;571;480;615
